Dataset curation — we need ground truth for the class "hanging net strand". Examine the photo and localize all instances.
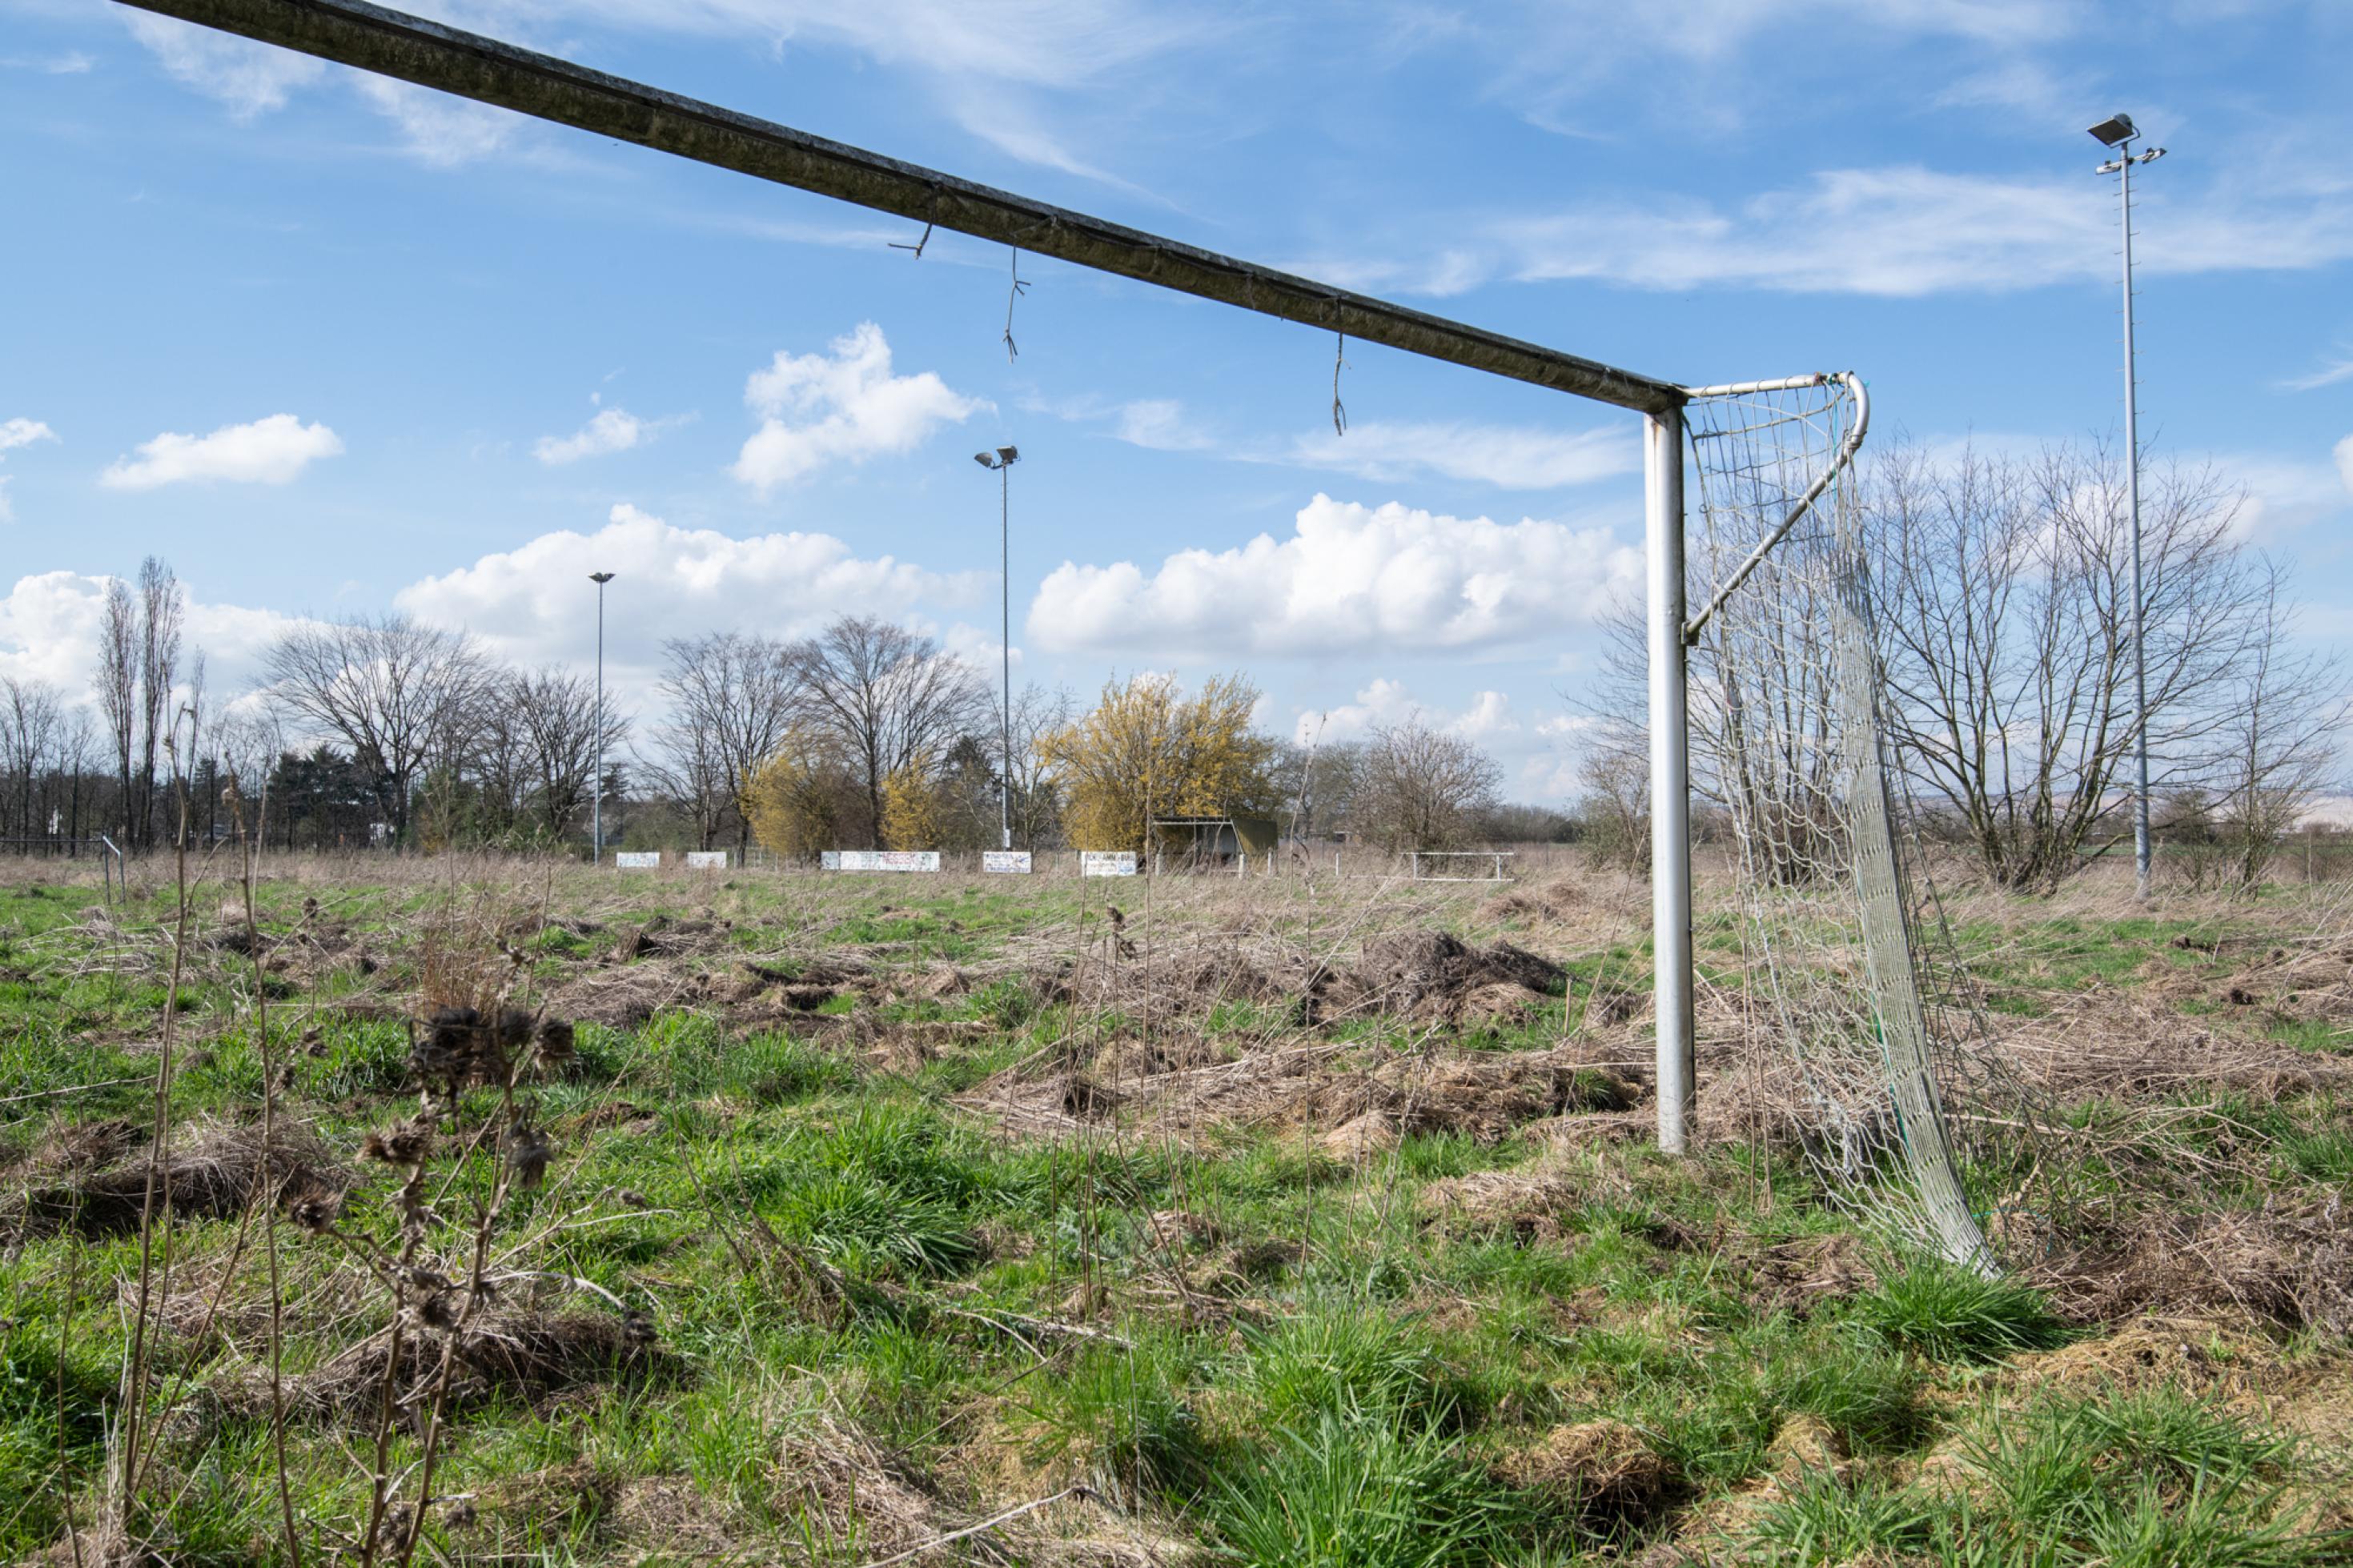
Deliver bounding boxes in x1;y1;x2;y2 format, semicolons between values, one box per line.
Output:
1681;374;2056;1274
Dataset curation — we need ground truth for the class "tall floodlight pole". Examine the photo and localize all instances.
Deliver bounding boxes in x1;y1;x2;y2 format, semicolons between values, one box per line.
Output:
974;446;1020;852
2090;114;2166;900
588;571;614;863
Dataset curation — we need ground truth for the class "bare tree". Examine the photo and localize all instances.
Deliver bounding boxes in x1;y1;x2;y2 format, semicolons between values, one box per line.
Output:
0;676;63;840
796;616;988;850
1272;728;1365;842
98;577;138;843
135;556;184;851
1871;443;2271;890
1575;721;1652;871
2201;559;2347;889
647;633;800;855
511;665;628;841
260;614;492;848
1006;683;1072;849
211;704;286;838
1355;716;1501;852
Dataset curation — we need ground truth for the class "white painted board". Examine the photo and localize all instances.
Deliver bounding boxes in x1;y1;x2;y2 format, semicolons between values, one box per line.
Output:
826;849;942;872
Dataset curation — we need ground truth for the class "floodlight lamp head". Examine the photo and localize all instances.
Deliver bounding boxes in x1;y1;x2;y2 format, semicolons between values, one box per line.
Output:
996;445;1020;464
2088;113;2137;147
589;571;615;584
974;451;997;468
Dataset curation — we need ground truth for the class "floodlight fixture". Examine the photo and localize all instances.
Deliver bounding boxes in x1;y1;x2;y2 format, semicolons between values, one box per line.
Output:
2087;112;2137;146
996;445;1019;464
974;451;996;468
588;571;614;584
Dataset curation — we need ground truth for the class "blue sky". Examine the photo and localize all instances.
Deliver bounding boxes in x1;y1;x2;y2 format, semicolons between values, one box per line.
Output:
4;0;2351;801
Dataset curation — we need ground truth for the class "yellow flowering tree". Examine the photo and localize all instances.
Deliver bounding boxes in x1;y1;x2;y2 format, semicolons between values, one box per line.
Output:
879;752;944;850
1038;673;1275;853
741;727;859;859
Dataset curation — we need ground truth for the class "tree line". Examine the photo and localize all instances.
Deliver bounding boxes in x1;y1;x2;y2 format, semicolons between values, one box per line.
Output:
0;583;1543;860
1578;440;2348;891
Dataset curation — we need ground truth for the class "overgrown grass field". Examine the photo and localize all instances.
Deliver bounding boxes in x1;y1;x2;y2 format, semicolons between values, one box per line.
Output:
2;853;2348;1565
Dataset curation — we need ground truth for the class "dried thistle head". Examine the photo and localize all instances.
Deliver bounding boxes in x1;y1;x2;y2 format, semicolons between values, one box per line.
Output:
493;1008;534;1051
504;1123;552;1189
363;1117;435;1166
533;1017;577;1069
300;895;320;921
622;1309;657;1348
285;1189;343;1235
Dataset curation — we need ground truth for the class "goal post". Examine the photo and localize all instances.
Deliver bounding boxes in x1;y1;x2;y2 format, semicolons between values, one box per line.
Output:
110;0;1912;1182
1645;404;1695;1155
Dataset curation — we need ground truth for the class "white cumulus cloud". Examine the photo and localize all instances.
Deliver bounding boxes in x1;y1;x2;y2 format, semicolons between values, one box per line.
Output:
393;503;985;677
1029;493;1640;657
0;419;57;454
0;419;59;526
100;414;343;491
730;323;984;492
0;570;304;700
532;406;691;466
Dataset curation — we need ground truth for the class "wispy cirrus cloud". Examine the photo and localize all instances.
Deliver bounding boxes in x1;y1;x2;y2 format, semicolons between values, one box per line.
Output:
1042;395;1635;491
1299;162;2353;299
2280;351;2353;394
122;12;323;120
352;74;528;166
533;403;695;466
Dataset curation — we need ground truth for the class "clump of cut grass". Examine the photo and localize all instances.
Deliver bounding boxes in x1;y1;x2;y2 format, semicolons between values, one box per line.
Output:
1846;1257;2071;1364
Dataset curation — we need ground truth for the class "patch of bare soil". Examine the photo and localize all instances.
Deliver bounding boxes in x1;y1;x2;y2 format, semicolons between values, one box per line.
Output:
4;1119;344;1240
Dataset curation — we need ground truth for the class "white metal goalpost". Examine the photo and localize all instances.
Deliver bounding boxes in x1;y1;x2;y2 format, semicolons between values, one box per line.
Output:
113;0;1893;1174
